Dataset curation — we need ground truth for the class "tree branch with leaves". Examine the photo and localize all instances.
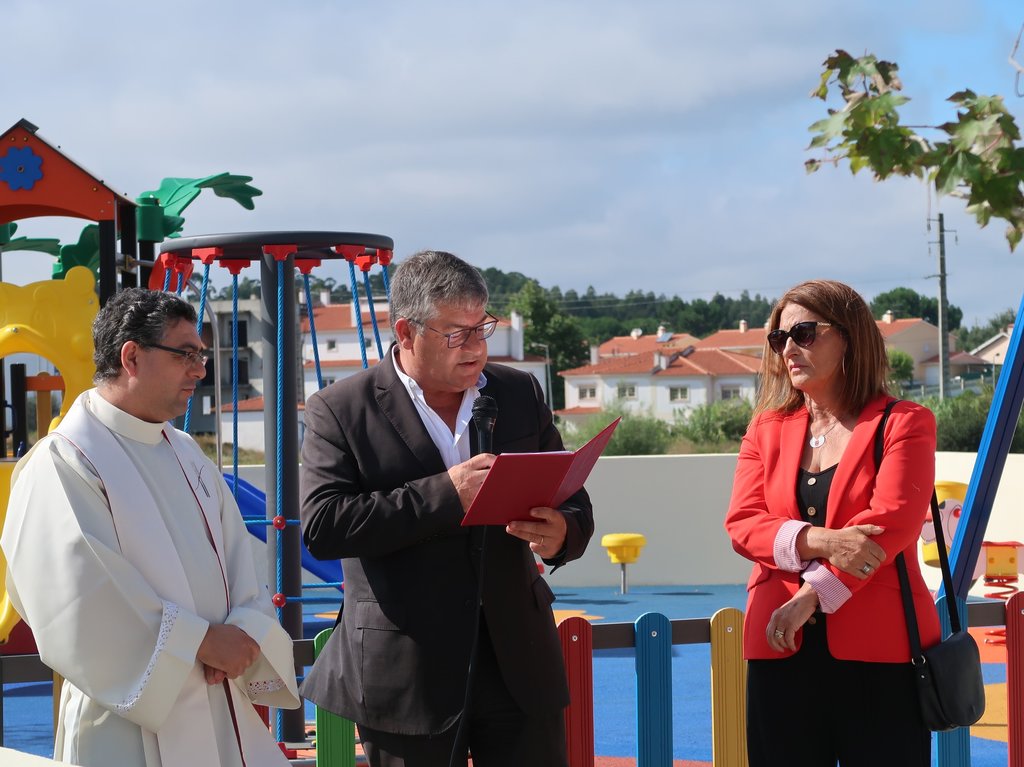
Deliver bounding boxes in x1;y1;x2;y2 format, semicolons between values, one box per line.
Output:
807;49;1024;249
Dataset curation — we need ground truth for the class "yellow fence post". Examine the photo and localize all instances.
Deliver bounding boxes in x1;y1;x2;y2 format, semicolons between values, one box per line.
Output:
710;607;747;767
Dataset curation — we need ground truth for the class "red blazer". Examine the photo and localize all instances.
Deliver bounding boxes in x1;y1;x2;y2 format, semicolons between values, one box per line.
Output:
725;394;941;662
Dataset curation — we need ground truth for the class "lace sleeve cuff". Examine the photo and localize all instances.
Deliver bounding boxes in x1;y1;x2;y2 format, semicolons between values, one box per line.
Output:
248;678;286;697
115;601;180;713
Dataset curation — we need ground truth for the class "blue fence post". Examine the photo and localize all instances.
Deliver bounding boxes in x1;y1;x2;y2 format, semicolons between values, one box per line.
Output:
935;594;971;767
635;612;673;767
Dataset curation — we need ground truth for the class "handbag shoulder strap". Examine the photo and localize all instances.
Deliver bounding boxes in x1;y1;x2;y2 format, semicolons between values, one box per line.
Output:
878;400;962;663
928;491;961;633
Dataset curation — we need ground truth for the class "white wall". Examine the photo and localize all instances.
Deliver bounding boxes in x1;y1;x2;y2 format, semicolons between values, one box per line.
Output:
234;453;1024;595
220;411;304;452
553;453;742;589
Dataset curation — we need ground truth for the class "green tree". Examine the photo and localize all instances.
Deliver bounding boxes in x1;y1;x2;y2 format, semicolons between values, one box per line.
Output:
870;287;962;330
807;50;1024;249
807;50;1024;401
481;268;532;315
562;403;671;456
923;389;1024;452
674;400;753;447
576;315;624;345
887;348;915;392
956;308;1016;352
506;280;589;410
215;276;261;299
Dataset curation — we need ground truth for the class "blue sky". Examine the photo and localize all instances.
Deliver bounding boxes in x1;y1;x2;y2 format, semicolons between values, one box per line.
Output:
3;0;1024;329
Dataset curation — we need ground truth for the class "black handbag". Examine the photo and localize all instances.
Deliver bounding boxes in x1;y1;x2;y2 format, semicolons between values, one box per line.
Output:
876;400;986;731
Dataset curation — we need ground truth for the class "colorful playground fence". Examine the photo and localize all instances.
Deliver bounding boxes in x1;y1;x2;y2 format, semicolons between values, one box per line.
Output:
0;598;1014;766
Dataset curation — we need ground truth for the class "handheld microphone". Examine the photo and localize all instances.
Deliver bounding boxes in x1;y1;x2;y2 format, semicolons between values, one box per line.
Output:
471;395;498;455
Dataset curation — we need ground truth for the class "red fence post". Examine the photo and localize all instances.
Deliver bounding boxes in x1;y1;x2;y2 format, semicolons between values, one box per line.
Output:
559;616;595;767
1008;591;1024;767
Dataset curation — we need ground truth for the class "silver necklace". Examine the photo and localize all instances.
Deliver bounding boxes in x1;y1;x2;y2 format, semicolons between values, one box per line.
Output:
808;419;841;449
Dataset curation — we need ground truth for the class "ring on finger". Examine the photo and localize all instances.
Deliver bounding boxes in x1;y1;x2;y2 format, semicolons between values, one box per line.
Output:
773;629;785;639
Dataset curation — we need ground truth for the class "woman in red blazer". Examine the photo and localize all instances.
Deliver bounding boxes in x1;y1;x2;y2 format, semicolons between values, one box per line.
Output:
724;279;940;766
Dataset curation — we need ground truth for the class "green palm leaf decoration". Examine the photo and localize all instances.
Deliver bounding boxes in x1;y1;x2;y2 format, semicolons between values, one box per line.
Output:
141;174;262;238
53;225;100;279
35;172;262;279
2;237;61;256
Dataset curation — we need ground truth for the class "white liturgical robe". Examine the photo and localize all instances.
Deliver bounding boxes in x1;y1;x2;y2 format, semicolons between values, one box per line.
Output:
1;390;300;767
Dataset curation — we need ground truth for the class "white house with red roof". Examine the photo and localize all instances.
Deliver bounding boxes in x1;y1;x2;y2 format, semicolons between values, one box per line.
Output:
559;342;761;428
692;319;766;355
597;325;701;358
558;313;989;429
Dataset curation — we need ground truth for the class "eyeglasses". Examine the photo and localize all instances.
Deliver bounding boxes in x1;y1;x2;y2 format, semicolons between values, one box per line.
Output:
409;312;499;348
147;343;210;366
766;321;836;355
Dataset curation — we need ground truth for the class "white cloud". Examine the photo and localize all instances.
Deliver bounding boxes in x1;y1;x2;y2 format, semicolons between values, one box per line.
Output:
2;0;1023;325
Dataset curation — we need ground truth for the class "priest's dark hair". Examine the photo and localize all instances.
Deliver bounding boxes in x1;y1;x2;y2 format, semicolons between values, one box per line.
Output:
93;288;198;383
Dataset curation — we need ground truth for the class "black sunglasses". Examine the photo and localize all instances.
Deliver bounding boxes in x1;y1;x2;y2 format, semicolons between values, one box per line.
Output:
766;321;836;355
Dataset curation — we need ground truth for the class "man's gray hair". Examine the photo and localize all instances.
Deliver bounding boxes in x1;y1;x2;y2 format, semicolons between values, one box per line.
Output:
92;288;198;383
390;250;489;334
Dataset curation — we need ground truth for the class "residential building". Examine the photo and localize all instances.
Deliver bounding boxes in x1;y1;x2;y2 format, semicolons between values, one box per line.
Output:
692;319;765;355
558;313;989;428
559;344;760;430
597;325;701;358
875;311;986;386
970;324;1014;368
188;297;268;435
299;296;390;398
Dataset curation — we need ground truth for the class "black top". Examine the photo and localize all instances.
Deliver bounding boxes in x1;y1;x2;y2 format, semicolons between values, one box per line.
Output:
797;464;837;527
798;464;838;621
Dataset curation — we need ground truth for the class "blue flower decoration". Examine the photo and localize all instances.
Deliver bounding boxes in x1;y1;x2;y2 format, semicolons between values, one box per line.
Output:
0;147;44;191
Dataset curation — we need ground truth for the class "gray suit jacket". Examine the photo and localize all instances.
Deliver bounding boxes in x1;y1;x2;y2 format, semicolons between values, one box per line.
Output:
298;352;594;735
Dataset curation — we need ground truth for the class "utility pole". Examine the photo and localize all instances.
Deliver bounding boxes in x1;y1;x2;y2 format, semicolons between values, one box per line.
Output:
531;341;553;408
929;213;953;400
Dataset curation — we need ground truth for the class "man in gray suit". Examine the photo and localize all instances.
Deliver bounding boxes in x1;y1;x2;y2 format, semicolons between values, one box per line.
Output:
299;250;594;767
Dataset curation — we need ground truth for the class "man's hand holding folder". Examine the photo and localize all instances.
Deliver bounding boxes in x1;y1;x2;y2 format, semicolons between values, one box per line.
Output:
462;417;620;527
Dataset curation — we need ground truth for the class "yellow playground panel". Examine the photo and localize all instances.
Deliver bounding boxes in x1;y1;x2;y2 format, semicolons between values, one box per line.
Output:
922;480;971;567
0;265;98;642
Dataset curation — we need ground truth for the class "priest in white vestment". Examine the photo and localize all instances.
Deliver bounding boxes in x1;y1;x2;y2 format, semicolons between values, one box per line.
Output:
1;288;300;767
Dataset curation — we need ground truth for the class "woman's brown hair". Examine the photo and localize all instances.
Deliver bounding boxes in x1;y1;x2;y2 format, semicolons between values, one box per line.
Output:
753;279;889;417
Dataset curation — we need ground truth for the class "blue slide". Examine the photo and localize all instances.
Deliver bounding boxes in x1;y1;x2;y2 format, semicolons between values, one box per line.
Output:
226;473;344;589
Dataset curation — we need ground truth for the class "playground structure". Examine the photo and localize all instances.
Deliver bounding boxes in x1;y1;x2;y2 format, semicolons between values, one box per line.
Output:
0;118;398;744
4;117;1024;764
157;231;393;741
0;267;99;644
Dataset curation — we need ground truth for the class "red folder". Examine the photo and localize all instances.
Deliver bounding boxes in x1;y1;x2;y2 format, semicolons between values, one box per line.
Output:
461;417;620;526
